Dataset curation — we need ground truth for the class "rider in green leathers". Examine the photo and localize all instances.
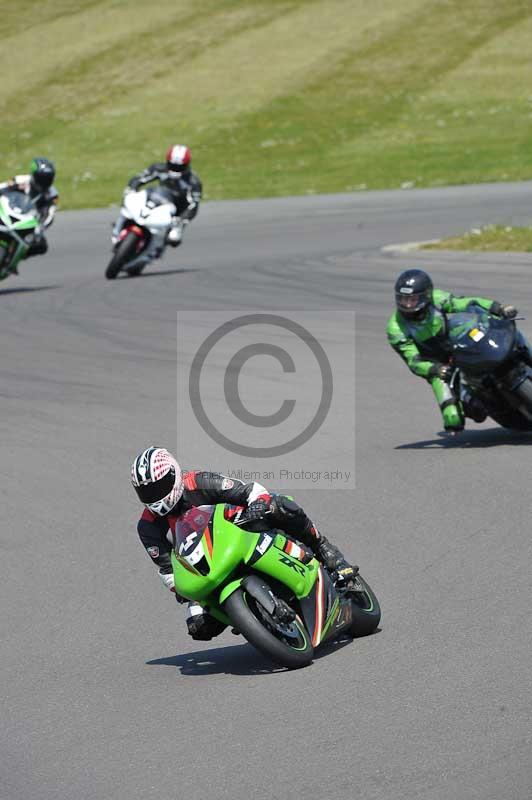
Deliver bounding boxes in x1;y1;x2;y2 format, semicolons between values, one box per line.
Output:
387;269;517;433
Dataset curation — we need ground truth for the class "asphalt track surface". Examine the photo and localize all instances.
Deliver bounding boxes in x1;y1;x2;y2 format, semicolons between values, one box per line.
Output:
2;182;532;800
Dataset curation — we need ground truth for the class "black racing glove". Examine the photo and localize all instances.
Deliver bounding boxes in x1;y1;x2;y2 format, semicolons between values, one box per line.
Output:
128;178;140;191
491;302;517;319
430;363;453;382
245;498;271;522
501;305;518;319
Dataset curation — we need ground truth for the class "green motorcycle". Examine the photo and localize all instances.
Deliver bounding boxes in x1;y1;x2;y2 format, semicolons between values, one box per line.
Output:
171;504;381;669
0;190;40;279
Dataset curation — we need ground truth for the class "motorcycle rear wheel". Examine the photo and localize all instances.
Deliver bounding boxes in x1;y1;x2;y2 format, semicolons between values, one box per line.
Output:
347;574;381;637
105;232;139;280
224;587;314;669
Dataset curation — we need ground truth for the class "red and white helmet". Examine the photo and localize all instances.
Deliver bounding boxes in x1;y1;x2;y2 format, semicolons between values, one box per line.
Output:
131;447;184;516
166;144;191;174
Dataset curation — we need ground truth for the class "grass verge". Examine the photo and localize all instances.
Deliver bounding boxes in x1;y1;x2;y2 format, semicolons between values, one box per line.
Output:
425;225;532;252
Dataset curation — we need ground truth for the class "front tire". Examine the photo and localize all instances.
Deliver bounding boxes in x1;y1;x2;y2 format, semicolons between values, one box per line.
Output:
490;377;532;430
224;588;314;669
348;574;381;637
105;232;139;280
514;378;532;414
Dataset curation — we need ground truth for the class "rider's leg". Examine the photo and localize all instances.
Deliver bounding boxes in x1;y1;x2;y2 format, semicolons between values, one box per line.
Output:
271;496;357;580
185;601;226;641
111;214;126;244
166;218;183;247
21;232;48;266
430;376;464;432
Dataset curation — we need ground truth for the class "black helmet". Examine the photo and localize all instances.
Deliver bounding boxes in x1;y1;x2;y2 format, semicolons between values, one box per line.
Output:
30;157;55;193
395;269;433;318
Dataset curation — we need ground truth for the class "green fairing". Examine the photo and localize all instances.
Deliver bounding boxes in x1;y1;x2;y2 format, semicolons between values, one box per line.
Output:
171;505;320;627
13;218;38;231
386;289;495;378
253;532;319;596
0;204;12;228
0;195;39;278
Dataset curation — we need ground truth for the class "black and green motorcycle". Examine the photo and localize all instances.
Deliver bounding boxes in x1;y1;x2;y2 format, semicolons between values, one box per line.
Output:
0;190;40;280
171;504;381;669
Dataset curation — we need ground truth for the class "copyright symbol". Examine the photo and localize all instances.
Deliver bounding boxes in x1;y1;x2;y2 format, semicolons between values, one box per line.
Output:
189;314;333;458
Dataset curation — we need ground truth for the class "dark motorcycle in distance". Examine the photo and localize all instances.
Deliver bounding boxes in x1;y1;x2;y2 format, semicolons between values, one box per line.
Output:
444;306;532;430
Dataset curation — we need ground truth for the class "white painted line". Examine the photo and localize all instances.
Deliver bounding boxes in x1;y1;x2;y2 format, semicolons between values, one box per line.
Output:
381;239;441;254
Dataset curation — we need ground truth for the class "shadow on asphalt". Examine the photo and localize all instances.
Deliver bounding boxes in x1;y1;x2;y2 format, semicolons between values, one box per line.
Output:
117;268;200;279
396;427;532;449
147;635;361;677
0;284;60;296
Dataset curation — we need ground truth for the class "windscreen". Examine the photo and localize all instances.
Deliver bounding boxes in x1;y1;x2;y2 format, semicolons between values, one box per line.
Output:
146;186;175;207
446;311;486;344
3;191;34;214
174;505;215;548
447;309;515;366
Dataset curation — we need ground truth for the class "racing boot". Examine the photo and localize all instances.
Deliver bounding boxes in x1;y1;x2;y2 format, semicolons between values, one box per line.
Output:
166;219;183;248
441;401;465;434
186;602;227;641
315;534;359;584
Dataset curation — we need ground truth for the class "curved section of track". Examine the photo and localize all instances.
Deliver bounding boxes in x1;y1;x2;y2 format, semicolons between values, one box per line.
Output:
2;183;532;800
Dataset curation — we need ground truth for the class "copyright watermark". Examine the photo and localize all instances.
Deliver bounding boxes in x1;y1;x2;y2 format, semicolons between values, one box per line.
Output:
177;310;355;491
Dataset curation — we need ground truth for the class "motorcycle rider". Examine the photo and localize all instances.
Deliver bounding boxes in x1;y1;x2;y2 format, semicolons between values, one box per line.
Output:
0;157;58;264
112;145;202;248
387;269;518;433
131;447;357;641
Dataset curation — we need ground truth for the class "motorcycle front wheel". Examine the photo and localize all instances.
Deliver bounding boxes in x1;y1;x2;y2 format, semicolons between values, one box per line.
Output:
105;232;139;280
224;588;314;669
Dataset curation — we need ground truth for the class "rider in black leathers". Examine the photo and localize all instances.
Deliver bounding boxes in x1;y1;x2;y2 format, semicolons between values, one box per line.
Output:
0;157;58;260
112;144;202;247
132;448;357;641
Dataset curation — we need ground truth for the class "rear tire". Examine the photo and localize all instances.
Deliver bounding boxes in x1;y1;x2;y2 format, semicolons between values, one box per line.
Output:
105;232;139;280
224;587;314;669
348;575;381;637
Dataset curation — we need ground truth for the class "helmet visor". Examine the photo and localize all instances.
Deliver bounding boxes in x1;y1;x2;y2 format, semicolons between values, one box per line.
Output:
134;468;175;504
396;290;430;314
32;170;54;191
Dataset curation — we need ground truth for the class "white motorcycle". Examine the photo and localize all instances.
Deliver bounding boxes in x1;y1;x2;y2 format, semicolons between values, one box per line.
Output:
105;187;184;279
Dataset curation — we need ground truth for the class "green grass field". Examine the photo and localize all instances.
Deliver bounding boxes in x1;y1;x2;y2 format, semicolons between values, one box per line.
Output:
425;225;532;252
3;0;532;208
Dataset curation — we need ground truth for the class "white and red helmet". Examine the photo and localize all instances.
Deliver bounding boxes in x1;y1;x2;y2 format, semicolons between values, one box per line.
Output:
131;447;184;516
166;144;191;174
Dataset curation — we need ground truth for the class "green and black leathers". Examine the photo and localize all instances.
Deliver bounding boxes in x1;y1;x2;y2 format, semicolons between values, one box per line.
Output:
387;289;498;431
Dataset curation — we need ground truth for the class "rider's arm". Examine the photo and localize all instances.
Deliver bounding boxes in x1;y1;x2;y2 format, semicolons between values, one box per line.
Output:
183;470;270;507
181;174;202;221
440;292;501;315
137;508;173;572
387;315;439;378
0;177;19;192
41;196;58;228
128;164;162;191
